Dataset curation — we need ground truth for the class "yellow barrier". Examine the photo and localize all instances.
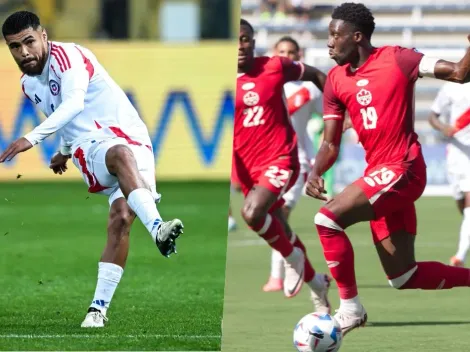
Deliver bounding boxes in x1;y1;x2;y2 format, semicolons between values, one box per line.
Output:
0;42;237;181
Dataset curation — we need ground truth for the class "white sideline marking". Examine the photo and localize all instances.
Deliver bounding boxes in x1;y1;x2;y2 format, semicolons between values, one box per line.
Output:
0;334;220;339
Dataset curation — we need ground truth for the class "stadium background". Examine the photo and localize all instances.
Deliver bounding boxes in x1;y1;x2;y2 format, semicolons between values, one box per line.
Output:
0;1;238;351
0;0;240;180
222;2;470;352
241;0;469;196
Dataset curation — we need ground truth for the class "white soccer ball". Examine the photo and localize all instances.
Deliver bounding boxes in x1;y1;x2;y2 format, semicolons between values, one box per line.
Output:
293;312;342;352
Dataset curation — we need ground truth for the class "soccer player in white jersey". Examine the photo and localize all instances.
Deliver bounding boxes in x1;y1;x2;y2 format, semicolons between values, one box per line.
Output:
429;82;470;267
262;36;330;294
0;11;184;328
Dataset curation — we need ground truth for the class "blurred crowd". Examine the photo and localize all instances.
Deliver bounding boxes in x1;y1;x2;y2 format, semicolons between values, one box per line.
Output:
0;0;233;41
259;0;313;21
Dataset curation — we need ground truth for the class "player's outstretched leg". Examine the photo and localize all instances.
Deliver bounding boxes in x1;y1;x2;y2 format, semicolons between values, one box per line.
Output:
242;186;305;298
377;227;470;294
106;145;183;257
263;249;284;292
290;232;332;313
450;195;470;267
274;208;331;312
82;199;134;328
262;205;291;292
314;184;374;335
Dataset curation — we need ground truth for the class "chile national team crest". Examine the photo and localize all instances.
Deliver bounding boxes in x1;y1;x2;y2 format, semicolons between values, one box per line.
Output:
49;80;60;96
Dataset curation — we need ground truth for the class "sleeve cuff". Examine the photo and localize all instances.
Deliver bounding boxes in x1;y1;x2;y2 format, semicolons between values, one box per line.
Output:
60;145;72;156
23;133;38;146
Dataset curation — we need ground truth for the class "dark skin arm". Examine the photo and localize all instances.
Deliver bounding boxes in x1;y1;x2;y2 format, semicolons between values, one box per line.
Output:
301;64;327;92
434;36;470;83
428;111;454;138
306;119;343;201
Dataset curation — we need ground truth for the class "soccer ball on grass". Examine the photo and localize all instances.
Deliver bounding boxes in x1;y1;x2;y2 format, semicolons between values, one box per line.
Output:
293;312;342;352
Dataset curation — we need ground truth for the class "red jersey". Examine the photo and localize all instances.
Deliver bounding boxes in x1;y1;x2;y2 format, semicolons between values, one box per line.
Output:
324;46;424;168
234;56;305;167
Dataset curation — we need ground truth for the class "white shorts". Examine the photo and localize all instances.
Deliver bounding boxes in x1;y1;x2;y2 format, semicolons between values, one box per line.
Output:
72;137;160;206
448;168;470;201
447;149;470;200
283;170;308;209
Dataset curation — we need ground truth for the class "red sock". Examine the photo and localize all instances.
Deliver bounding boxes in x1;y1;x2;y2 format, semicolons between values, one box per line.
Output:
396;262;470;289
251;214;294;258
292;234;316;282
315;208;358;299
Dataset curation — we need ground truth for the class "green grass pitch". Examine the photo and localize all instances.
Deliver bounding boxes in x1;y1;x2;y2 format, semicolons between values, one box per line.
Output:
223;192;470;352
0;181;229;351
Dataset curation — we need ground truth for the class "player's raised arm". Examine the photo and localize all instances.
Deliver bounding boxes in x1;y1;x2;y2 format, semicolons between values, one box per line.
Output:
412;36;470;83
278;56;326;92
306;76;344;201
300;64;327;92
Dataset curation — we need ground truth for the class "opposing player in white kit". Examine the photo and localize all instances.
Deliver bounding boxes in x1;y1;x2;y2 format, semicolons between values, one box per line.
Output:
0;11;184;328
429;82;470;267
262;36;327;293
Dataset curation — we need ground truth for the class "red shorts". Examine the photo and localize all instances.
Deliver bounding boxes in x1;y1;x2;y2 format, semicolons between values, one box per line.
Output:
234;157;300;212
353;152;427;243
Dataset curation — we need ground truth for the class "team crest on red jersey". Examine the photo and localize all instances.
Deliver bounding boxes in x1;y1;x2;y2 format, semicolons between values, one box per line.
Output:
49;80;60;96
356;88;372;106
243;91;259;106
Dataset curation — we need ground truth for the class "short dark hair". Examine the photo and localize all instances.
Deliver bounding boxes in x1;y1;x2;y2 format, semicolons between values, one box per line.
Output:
2;11;41;39
332;3;375;40
240;18;254;35
275;36;300;52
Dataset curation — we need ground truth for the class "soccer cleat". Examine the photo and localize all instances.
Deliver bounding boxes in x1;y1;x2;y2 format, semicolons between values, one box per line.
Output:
450;256;465;267
262;276;283;292
81;307;108;328
283;247;305;298
310;274;332;314
153;219;184;257
333;305;367;337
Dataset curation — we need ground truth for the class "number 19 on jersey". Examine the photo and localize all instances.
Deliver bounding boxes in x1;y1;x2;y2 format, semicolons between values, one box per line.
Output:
360;106;378;130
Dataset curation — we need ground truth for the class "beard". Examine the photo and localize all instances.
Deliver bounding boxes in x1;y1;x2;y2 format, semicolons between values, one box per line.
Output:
19;47;47;76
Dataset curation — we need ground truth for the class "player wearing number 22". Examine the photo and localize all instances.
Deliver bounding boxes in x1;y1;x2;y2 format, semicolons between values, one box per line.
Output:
307;2;470;337
233;19;332;310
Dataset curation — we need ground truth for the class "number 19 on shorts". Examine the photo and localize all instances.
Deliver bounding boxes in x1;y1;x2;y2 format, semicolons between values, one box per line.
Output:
361;106;378;130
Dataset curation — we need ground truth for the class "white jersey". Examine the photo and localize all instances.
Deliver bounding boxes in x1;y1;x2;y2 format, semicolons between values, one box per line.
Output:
431;82;470;158
283;80;322;171
431;82;470;199
21;41;151;155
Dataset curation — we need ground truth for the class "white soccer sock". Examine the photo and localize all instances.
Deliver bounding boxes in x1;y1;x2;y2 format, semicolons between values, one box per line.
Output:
339;296;362;315
127;188;162;241
270;249;285;279
90;262;124;314
455;207;470;262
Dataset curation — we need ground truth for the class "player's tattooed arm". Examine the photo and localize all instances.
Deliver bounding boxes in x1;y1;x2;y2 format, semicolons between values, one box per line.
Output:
301;64;327;92
431;35;470;83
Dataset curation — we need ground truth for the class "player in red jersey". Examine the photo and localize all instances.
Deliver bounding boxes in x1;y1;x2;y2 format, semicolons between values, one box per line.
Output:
306;2;470;336
235;19;331;311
